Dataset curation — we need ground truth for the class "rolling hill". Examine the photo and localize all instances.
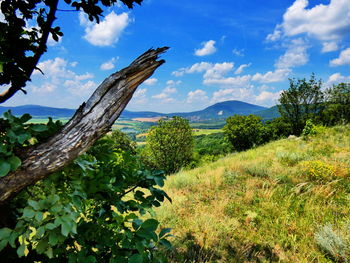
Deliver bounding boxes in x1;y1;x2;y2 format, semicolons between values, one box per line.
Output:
0;100;277;121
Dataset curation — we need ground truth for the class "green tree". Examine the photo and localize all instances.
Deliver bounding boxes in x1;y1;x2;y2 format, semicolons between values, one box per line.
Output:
278;74;324;135
322;83;350;125
223;114;265;152
143;117;194;174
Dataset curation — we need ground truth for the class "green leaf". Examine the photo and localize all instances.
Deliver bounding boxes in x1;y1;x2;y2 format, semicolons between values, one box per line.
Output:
35;211;43;221
128;254;143;263
45;247;53;259
22;207;35;219
28;200;40;211
31;124;48;132
159;228;172;238
159;239;172;249
20;114;31;123
61;221;71;237
17;244;26;257
48;231;59;246
0;227;12;239
154;177;164;187
0;161;11;177
45;223;57;230
17;133;31;144
140;219;159;232
0;239;8;251
7;156;21;171
36;226;45;238
36;239;49;254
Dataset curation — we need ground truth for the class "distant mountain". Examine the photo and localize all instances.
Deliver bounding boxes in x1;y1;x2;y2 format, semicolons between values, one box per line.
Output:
172;100;267;121
0;100;272;121
0;105;75;118
254;105;280;120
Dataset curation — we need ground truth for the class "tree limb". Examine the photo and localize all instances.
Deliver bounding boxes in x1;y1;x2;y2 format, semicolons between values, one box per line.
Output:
0;47;169;205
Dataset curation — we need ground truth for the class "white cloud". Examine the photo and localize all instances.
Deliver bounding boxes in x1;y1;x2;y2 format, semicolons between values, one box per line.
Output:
132;88;148;104
31;57;96;96
330;47;350;66
187;89;208;103
79;11;130;46
163;87;177;94
326;72;350;85
252;68;291;83
322;41;339;53
143;78;158;86
152;80;181;103
204;75;252;87
232;48;244;57
194;40;217;56
255;90;281;104
100;57;117;70
203;62;234;79
267;0;350;51
31;83;56;94
235;63;251;74
70;62;78;67
275;38;309;69
211;88;253;103
47;33;62;46
64;79;97;96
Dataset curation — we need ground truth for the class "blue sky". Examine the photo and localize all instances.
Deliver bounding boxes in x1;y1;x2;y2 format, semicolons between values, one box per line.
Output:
2;0;350;112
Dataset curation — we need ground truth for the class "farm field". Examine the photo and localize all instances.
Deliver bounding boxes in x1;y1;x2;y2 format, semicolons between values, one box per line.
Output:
156;125;350;262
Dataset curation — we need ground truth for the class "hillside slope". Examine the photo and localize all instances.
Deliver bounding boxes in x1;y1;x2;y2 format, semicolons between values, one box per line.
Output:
156;126;350;262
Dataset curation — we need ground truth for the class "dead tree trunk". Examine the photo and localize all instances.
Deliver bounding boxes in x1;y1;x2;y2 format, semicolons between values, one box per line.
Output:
0;47;168;205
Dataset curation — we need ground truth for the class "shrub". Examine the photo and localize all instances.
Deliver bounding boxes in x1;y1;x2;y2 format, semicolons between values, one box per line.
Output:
276;151;306;166
302;119;326;139
142;116;193;174
315;224;350;262
223;114;265;152
302;160;335;181
0;112;172;262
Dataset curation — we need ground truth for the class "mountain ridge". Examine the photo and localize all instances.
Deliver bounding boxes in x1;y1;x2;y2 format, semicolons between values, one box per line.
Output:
0;100;279;121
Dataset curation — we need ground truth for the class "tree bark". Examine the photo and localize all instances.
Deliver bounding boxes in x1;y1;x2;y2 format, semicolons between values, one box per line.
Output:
0;47;168;205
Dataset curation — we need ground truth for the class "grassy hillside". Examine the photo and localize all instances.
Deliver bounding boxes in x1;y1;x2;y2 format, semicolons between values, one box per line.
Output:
156;125;350;262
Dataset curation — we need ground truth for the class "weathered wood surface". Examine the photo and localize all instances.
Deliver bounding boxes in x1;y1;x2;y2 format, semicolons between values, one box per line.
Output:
0;47;168;205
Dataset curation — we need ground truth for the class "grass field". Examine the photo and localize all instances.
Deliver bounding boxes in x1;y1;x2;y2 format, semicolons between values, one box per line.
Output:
156;125;350;262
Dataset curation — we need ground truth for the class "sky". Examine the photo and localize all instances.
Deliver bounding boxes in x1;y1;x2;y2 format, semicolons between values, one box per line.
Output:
2;0;350;113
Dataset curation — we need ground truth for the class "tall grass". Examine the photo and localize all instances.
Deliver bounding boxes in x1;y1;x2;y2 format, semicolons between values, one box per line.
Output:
156;125;350;262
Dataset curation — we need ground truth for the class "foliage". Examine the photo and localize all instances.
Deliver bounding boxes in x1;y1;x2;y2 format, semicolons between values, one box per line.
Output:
322;82;350;125
301;119;326;139
142;117;194;174
0;0;142;102
315;224;350;262
278;74;324;135
264;117;293;140
0;113;172;262
223;114;266;151
0;111;62;177
302;160;335;181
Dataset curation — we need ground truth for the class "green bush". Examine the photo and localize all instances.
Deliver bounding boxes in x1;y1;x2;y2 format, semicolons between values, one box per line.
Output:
223;115;266;152
0;112;172;262
142;116;193;174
